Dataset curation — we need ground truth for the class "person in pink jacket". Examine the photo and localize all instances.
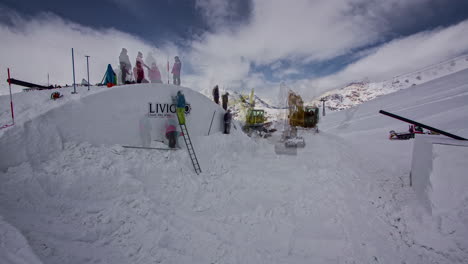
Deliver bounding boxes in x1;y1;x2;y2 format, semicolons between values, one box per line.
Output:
171;56;182;85
148;62;162;83
133;60;148;83
165;118;183;148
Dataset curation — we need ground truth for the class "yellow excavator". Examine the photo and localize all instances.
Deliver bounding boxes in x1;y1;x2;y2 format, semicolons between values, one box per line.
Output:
283;90;319;147
288;91;319;130
242;89;273;136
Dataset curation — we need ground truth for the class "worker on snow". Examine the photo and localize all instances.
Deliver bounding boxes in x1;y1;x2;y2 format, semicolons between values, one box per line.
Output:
171;56;182;86
222;92;229;111
176;91;186;125
224;109;232;134
212;85;220;104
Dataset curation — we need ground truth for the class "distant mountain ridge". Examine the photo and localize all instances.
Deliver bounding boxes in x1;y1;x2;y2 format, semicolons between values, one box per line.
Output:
312;53;468;111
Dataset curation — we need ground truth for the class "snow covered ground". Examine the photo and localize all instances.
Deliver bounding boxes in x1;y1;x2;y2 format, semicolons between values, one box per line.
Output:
1;68;468;263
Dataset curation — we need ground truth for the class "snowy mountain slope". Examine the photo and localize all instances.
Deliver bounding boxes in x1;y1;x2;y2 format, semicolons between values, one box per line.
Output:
313;53;468;111
0;70;467;264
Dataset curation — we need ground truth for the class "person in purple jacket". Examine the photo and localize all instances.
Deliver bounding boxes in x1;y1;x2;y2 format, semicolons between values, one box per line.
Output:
171;56;182;86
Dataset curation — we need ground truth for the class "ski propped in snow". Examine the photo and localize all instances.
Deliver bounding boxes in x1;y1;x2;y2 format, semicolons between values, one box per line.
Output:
122;145;179;150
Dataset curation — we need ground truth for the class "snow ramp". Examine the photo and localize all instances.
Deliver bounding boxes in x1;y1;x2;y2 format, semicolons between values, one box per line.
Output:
0;84;226;171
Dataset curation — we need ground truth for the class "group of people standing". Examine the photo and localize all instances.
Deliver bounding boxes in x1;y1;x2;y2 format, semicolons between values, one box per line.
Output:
212;85;232;134
212;85;229;111
118;48;182;86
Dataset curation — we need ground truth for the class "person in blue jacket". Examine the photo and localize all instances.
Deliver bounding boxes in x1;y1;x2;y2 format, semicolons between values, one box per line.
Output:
103;64;117;87
176;91;186;125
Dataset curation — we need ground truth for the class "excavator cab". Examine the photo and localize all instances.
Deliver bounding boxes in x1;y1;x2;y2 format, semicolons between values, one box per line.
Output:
246;109;266;127
304;106;319;128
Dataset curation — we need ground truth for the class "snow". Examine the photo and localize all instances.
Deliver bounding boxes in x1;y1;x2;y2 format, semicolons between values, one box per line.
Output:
432;144;468;212
0;216;44;264
1;68;468;263
0;84;225;170
409;135;468;214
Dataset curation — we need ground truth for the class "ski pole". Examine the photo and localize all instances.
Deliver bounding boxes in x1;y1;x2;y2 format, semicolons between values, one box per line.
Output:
7;68;14;125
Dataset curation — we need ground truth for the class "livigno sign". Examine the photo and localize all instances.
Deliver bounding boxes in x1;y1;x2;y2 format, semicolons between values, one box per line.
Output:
148;102;192;118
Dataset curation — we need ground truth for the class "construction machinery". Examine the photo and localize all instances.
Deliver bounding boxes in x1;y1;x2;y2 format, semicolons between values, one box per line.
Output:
241;89;274;137
288;91;320;130
281;90;320;148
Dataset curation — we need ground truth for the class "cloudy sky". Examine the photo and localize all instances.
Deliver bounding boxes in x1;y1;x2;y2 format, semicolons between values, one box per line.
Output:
1;0;468;99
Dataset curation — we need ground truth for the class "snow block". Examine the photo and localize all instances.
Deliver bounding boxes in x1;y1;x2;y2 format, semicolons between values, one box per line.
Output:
0;215;44;264
0;84;225;171
410;134;468;214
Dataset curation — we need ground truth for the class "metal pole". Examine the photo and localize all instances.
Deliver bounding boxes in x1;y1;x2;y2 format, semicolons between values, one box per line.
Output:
71;48;77;94
47;73;49;87
322;100;326;116
7;68;14;125
207;110;216;135
85;55;90;91
379;110;467;140
167;57;170;84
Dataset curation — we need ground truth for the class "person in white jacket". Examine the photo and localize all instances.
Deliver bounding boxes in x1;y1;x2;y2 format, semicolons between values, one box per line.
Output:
119;48;132;83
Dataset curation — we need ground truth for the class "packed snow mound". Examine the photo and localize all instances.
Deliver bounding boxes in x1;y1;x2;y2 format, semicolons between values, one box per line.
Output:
0;216;44;264
1;68;468;263
314;53;468;111
0;83;226;170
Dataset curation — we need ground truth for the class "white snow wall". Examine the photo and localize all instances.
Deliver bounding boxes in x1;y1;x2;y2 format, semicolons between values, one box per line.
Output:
0;84;225;171
410;134;468;214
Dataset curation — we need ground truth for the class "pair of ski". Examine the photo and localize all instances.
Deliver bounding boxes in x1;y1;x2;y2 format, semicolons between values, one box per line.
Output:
122;145;179;151
0;123;14;130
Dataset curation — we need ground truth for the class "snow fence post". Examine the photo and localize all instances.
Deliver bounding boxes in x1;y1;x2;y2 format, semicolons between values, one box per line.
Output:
85;55;90;91
207;110;216;135
71;48;77;94
7;68;14;125
167;58;170;84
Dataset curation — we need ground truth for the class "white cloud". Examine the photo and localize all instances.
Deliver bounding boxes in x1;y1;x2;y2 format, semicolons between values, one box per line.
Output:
2;0;468;101
0;11;177;94
274;68;301;79
187;0;455;97
195;0;240;30
302;19;468;98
